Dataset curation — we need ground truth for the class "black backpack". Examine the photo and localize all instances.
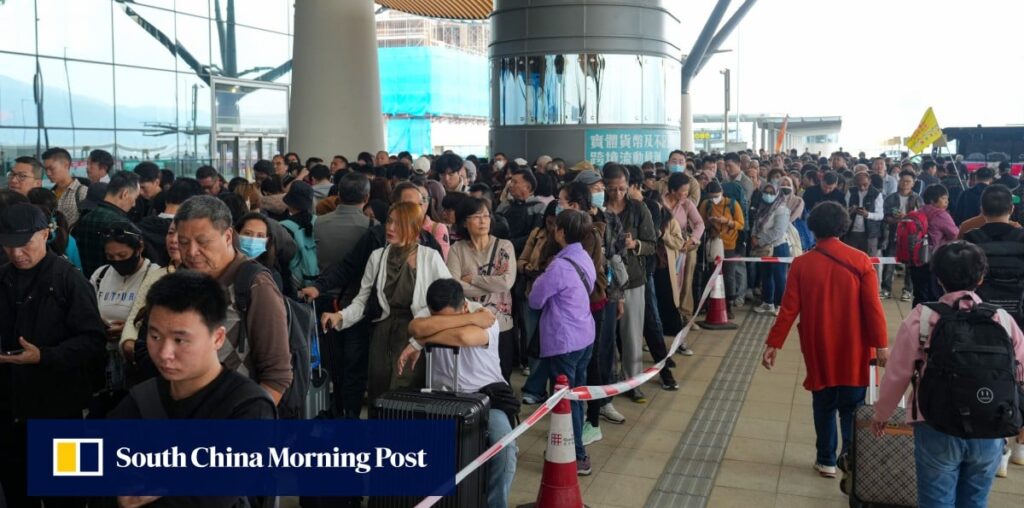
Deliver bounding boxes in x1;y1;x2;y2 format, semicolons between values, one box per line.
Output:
914;298;1024;438
234;261;316;419
963;226;1024;324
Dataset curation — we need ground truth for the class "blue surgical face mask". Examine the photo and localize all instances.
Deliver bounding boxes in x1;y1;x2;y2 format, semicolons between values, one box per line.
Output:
762;193;777;204
555;204;564;215
239;235;268;259
591;191;606;209
669;164;685;174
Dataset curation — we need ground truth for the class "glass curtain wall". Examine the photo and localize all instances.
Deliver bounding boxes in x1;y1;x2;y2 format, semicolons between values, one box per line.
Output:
496;53;680;128
0;0;294;179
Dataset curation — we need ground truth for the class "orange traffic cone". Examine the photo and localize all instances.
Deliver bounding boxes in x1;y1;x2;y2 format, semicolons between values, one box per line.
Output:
517;375;588;508
698;259;738;330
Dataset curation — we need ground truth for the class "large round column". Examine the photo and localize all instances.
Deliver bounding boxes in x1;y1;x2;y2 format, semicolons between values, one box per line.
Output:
289;0;384;159
490;0;683;164
680;93;694;152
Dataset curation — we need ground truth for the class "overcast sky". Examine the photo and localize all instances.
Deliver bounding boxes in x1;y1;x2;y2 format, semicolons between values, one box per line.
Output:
681;0;1024;152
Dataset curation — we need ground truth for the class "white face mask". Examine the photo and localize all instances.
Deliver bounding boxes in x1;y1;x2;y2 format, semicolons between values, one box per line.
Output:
494;160;505;170
711;195;723;205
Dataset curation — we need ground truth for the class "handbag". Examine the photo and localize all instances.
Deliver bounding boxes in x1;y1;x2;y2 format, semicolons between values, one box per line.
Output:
363;248;387;321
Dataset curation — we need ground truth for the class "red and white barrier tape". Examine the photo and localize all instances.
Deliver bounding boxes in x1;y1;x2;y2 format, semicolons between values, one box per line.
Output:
725;256;898;265
415;260;727;507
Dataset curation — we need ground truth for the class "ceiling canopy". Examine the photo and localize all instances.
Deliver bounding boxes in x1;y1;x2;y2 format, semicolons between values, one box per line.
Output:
377;0;493;20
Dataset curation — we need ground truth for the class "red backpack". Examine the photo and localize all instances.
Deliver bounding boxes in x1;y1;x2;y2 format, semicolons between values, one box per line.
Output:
895;209;930;266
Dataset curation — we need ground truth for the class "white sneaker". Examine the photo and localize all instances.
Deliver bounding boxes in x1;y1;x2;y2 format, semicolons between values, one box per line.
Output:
997;444;1011;478
734;296;746;307
753;303;773;314
1012;440;1024;466
814;463;837;478
770;304;779;316
599;403;626;424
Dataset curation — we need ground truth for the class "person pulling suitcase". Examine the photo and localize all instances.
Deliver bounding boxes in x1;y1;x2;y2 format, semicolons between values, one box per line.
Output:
872;241;1024;508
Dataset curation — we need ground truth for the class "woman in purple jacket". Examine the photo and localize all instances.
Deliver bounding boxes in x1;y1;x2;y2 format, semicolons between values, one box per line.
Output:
529;209;597;475
910;184;959;305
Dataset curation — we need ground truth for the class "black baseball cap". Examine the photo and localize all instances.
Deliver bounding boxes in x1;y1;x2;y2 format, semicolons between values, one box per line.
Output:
0;203;49;247
283;181;314;212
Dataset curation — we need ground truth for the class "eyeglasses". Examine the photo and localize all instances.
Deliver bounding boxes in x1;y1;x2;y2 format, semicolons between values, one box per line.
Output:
467;213;491;222
6;172;37;182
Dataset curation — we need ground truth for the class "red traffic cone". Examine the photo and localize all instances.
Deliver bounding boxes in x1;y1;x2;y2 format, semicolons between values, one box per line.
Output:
698;259;738;330
517;375;588;508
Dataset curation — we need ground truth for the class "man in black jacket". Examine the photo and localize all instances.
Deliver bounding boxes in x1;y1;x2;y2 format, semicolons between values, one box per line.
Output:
0;203;106;507
953;167;994;225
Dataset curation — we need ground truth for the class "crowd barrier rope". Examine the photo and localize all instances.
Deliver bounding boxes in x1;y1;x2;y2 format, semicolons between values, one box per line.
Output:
724;256;898;265
414;260;725;508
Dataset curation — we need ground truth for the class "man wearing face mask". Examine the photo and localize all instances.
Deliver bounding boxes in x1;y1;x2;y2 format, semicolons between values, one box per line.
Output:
699;181;745;316
844;171;884;264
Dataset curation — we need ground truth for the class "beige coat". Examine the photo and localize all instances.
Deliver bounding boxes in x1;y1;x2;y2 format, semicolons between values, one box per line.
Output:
660;215;686;308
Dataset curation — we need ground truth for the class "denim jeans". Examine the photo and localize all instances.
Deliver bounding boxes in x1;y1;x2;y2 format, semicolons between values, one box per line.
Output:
643;273;675;384
487;408;518;508
548;345;593;461
914;422;1003;508
810;386;866;466
759;243;790;306
723;249;746;301
521;357;550;399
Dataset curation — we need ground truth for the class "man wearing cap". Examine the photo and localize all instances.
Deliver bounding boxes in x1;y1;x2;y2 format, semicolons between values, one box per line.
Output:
43;147;89;229
412;156;432;176
131;161;165;221
0;203;106;507
73;172;141;277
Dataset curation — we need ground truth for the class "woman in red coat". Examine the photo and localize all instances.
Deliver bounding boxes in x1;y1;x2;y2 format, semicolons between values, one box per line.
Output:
761;201;889;478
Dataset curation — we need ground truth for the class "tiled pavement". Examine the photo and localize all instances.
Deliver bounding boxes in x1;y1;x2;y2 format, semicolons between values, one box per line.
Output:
507;280;1024;508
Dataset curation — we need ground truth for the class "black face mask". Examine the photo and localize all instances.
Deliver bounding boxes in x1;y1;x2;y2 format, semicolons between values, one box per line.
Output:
110;253;141;277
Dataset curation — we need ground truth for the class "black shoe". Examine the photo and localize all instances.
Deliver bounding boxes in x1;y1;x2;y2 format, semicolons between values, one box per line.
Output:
661;379;679;391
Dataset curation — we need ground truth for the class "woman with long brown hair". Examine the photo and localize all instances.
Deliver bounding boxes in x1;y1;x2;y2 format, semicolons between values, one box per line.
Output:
321;201;452;403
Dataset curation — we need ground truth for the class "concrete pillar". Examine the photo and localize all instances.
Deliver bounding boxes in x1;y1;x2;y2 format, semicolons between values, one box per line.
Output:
750;121;757;152
680;93;694;152
289;0;384;160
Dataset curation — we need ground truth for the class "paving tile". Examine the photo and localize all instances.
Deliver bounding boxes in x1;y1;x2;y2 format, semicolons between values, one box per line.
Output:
584;471;659;507
713;459;780;492
785;422;818;446
745;384;795;405
601;447;674;479
708;485;778;507
738;400;793;423
636;408;694;432
781;441;817;469
773;493;848;508
731;417;789;442
723;436;785;465
620;428;684;453
775;465;846;500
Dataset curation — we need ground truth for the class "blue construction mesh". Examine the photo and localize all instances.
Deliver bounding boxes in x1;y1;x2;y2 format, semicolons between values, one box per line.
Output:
379;46;488;118
386;118;432;155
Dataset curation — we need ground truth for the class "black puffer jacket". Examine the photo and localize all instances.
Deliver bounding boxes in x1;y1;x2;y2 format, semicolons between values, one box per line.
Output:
0;253;106;420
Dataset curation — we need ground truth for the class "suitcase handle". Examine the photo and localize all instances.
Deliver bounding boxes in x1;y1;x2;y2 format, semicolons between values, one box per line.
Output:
423;344;461;393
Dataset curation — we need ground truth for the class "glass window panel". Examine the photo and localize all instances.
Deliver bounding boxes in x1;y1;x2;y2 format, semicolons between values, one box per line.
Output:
498;57;526;126
597;54;642;124
112;129;176;164
0;129;41;164
173;0;210;18
37;58;71;128
115;66;178;129
178;72;211;158
0;53;39;128
214;81;287;134
0;1;38;54
642;56;666;125
664;59;681;125
560;54;585;125
232;25;290;81
36;0;113;63
45;128;118;165
581;54;599;124
65;61;115;128
230;0;290;34
112;3;178;70
176;12;213;72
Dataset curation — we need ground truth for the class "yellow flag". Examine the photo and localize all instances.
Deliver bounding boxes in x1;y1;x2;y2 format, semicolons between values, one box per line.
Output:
906;107;942;154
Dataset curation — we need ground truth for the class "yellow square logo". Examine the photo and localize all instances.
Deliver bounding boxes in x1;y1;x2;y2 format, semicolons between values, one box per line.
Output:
52;439;103;477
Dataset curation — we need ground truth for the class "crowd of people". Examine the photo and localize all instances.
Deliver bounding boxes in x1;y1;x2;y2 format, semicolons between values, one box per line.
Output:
0;144;1022;508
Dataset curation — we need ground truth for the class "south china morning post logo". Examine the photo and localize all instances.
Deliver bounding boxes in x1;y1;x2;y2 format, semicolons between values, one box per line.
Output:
29;420;457;497
52;438;104;477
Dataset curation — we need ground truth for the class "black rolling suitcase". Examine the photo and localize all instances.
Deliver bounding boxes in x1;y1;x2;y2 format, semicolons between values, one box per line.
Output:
369;345;490;508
